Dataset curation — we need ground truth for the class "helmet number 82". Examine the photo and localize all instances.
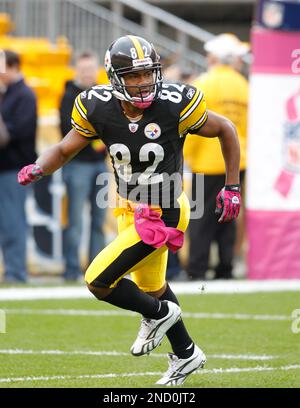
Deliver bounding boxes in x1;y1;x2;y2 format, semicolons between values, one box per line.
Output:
130;47;150;59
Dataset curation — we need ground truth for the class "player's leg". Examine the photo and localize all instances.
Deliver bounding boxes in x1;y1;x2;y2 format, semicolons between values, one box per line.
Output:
85;222;181;353
132;192;206;384
132;244;206;385
132;250;194;354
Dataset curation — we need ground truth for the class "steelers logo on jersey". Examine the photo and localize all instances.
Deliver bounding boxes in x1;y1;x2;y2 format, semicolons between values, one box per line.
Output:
144;123;161;140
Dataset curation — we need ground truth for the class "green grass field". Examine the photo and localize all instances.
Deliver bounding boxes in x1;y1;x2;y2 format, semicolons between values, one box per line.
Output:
0;291;300;388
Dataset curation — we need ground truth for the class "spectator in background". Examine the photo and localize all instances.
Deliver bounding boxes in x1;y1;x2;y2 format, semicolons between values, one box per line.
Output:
163;62;197;84
59;51;107;281
184;34;249;280
232;41;251;78
0;50;37;283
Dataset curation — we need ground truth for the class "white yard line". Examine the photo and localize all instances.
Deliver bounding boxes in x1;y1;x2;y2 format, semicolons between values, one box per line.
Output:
3;309;135;317
0;280;300;301
208;354;277;361
0;349;277;361
0;364;299;384
3;308;293;321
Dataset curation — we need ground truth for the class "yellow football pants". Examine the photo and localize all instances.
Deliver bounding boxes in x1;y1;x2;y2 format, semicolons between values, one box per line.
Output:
85;192;190;292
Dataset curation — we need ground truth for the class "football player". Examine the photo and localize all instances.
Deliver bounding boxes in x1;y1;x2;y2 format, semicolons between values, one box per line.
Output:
18;35;241;386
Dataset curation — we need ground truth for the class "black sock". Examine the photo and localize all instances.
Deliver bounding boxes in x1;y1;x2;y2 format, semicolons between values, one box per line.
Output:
159;283;194;359
102;278;168;319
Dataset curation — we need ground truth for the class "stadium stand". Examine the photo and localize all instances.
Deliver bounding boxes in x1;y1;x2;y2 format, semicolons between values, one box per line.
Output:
0;13;108;116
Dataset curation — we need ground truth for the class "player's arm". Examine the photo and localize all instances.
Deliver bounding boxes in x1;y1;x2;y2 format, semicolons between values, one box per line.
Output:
179;85;241;222
194;110;241;223
18;91;99;185
194;110;240;185
17;129;90;185
36;129;90;174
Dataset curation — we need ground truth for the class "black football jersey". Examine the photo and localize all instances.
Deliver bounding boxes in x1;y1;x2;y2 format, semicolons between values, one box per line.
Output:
71;82;207;207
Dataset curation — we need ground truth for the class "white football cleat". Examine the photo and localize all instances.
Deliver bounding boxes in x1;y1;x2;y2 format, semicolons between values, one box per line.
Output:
130;301;181;356
156;344;206;386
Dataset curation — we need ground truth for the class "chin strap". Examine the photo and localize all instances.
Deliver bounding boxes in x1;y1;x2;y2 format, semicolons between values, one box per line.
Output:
131;100;153;109
112;86;155;108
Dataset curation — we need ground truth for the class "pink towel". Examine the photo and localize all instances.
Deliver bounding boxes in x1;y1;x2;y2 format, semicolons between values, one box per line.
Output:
134;204;184;253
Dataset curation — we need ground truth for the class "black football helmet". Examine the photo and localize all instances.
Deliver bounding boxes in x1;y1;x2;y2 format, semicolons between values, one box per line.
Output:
104;35;162;108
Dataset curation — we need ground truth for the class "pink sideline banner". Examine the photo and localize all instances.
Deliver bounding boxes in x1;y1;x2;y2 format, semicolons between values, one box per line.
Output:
251;28;300;75
247;211;300;279
247;28;300;279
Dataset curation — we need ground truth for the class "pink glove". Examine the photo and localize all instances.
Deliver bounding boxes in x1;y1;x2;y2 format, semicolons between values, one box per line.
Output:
18;164;44;186
215;185;241;223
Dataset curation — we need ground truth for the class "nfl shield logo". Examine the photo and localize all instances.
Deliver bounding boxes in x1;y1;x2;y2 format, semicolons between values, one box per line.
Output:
129;123;139;133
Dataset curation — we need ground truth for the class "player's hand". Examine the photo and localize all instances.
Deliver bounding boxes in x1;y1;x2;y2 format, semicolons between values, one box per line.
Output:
215;184;241;223
17;164;44;186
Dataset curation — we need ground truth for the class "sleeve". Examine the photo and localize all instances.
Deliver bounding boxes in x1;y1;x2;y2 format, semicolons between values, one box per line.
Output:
178;85;208;136
71;93;98;138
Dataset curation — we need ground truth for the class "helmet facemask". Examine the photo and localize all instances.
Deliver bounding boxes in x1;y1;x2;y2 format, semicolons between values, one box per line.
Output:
104;36;162;109
111;64;162;108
